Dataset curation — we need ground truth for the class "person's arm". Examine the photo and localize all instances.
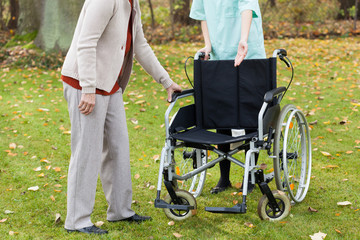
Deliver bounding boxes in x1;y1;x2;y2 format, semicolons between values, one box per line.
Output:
198;21;211;60
234;9;252;67
77;0;116;114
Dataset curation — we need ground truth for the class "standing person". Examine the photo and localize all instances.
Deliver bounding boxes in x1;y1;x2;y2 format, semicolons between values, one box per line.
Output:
190;0;265;194
61;0;181;235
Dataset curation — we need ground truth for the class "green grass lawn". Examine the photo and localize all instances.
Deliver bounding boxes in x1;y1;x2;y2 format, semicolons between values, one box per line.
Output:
0;37;360;239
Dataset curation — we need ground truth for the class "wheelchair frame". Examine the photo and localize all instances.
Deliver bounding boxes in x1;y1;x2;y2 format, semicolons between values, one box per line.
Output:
154;49;312;221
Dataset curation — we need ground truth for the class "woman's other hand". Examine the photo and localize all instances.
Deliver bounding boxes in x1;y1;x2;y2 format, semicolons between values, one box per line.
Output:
234;40;248;67
78;93;96;115
198;45;211;60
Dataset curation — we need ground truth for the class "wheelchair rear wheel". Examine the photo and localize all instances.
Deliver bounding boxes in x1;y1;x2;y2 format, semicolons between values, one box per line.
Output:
163;190;197;221
273;104;312;203
257;190;291;221
173;148;207;198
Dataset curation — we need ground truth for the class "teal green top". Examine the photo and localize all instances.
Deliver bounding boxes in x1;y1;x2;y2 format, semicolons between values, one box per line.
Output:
190;0;266;60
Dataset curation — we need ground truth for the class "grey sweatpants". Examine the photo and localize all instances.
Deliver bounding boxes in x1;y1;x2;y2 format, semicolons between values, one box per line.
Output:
63;82;134;230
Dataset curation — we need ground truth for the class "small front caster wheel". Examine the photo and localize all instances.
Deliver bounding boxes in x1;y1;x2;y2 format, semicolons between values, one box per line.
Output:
257;190;291;221
163;190;197;221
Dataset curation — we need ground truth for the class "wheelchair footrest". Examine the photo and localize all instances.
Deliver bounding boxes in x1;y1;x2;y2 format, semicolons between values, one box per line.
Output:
205;204;246;214
154;199;194;211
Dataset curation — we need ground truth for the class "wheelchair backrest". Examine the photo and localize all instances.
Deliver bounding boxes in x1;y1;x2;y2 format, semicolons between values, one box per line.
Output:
193;57;277;131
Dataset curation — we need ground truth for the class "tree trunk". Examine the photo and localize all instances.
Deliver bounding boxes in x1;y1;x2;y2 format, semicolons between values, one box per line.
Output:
0;0;4;30
338;0;359;19
34;0;84;52
7;0;19;30
147;0;155;29
174;0;191;25
169;0;175;39
270;0;276;7
17;0;43;35
355;0;358;30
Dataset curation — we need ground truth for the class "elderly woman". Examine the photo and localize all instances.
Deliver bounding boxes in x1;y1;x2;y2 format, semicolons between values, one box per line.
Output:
61;0;181;234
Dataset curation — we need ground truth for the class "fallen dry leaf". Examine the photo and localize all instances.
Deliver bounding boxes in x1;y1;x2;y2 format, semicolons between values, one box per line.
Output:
173;233;183;238
28;186;39;191
244;222;255;228
130;118;138;125
309;120;318;125
95;221;104;227
168;221;175;226
337;201;351;206
134;174;140;179
40;158;51;164
320;151;331;157
33;166;41;171
0;218;7;223
308;207;318;212
9;143;16;149
260;163;267;170
9;231;19;236
324;165;339;169
310;231;327;240
234;182;242;189
153;155;160;161
135;100;146;105
55;213;61;224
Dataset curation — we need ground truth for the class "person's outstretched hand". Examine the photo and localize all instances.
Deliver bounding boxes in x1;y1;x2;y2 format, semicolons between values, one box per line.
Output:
234;40;248;67
166;82;182;102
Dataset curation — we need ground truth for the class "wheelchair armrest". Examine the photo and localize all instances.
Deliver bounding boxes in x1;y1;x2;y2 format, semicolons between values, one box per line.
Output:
264;87;286;103
170;89;194;103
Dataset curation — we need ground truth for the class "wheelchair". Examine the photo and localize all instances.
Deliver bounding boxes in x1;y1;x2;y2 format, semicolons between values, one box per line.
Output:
154;49;312;221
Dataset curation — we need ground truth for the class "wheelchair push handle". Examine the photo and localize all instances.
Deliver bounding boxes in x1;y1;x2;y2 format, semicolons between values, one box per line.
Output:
195;51;210;60
170;89;194;103
273;49;290;67
273;49;287;58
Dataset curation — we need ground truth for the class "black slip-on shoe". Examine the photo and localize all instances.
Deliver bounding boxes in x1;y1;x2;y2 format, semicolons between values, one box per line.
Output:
210;183;232;194
65;225;108;234
109;214;152;223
